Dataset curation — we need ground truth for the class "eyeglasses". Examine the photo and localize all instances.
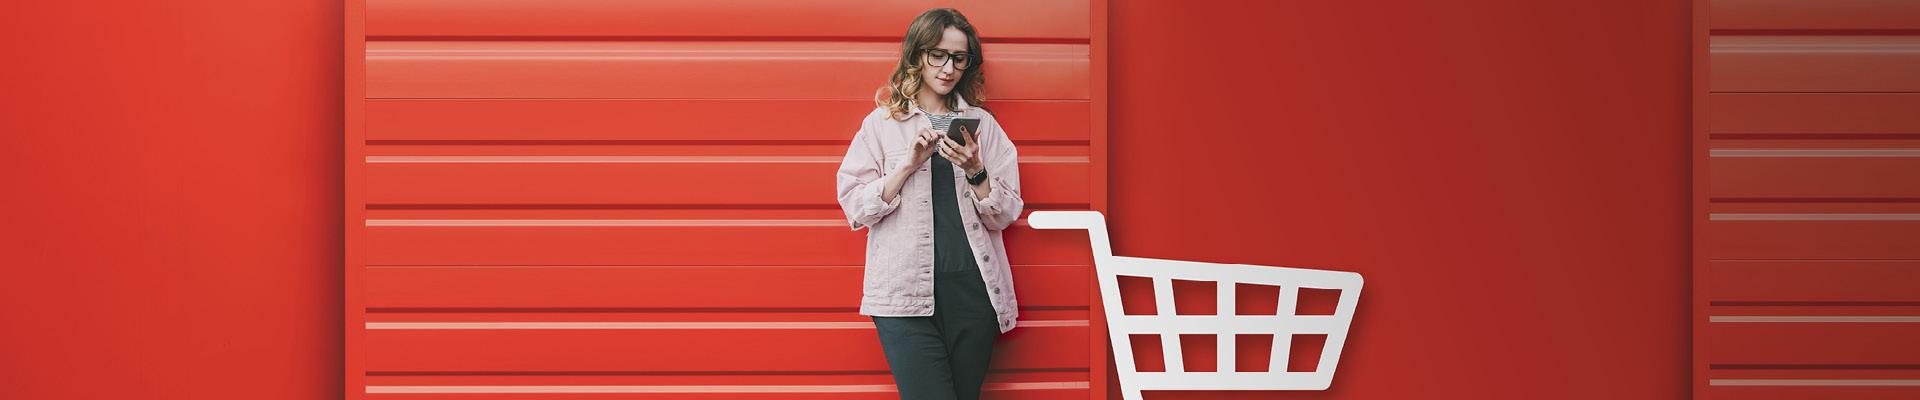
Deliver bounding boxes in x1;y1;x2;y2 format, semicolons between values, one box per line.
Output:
921;48;973;70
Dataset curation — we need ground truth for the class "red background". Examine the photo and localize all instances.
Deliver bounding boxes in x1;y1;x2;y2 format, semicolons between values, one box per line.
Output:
3;0;1692;399
1106;1;1689;398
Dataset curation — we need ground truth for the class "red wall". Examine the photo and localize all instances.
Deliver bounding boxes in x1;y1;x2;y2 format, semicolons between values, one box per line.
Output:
1;1;344;399
1105;0;1691;398
2;0;1692;399
346;1;1105;398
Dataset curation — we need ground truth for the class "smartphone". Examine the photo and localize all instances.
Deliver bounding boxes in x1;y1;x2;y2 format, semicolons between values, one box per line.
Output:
946;118;981;146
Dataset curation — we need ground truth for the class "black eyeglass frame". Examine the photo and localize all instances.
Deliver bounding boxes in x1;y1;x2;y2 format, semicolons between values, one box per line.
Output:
920;48;975;70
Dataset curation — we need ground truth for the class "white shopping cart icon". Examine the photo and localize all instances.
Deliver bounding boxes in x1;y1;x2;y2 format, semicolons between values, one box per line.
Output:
1028;211;1364;399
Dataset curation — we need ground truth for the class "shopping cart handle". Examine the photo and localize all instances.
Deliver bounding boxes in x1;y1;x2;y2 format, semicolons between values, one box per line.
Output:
1026;211;1114;259
1027;210;1104;230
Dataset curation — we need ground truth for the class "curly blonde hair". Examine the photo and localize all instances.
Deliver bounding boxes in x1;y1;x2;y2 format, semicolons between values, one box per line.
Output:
877;8;985;120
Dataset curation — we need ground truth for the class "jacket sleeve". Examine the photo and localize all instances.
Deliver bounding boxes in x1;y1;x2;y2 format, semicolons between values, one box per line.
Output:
967;116;1024;231
836;116;902;231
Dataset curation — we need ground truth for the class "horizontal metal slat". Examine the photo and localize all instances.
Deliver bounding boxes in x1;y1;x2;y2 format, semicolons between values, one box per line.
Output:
366;264;1091;309
1710;261;1920;303
367;42;1089;100
1711;36;1920;93
1711;0;1920;31
1708;322;1920;365
366;223;1096;266
364;369;1089;400
1710;93;1920;135
366;99;1093;143
364;320;1089;372
1708;218;1920;260
1710;152;1920;199
367;0;1091;41
364;159;1090;206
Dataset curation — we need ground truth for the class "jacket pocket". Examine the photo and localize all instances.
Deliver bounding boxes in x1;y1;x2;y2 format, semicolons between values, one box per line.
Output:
881;151;905;174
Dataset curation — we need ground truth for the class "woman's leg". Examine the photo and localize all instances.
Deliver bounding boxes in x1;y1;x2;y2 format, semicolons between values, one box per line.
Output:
941;315;998;400
872;315;958;400
934;269;1000;400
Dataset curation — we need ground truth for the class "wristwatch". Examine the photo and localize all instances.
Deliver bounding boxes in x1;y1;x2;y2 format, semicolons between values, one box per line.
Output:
966;168;989;185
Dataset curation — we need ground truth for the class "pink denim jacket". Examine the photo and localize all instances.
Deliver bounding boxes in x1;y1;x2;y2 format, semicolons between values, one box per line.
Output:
835;98;1025;334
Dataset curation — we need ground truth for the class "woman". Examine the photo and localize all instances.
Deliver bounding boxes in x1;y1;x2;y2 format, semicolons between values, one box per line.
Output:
834;8;1025;400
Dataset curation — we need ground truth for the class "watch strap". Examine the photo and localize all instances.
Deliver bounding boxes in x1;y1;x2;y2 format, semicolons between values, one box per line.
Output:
966;167;989;185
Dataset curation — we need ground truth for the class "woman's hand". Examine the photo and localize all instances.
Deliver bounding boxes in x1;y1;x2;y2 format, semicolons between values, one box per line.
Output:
940;125;993;199
938;125;984;177
880;127;942;203
908;127;941;172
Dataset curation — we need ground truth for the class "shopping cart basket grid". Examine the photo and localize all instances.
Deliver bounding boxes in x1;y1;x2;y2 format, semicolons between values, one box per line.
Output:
1028;211;1364;400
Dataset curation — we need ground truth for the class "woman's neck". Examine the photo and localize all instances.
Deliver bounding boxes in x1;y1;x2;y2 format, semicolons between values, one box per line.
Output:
915;91;950;114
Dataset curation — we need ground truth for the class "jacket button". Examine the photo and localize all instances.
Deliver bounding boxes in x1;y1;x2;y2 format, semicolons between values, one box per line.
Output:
992;287;1001;294
969;222;980;231
981;255;991;263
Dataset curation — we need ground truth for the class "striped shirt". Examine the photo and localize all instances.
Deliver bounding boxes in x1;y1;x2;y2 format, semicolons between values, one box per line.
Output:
928;111;957;133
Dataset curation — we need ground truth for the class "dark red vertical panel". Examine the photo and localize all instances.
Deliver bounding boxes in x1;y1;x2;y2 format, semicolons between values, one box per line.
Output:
344;0;368;398
1108;0;1690;398
1702;0;1920;397
1692;0;1713;398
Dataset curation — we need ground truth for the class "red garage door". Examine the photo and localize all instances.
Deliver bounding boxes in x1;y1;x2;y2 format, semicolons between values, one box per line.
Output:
1700;0;1920;398
344;1;1108;398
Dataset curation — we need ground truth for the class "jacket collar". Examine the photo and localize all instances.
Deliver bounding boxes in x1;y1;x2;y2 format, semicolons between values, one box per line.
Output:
907;95;973;118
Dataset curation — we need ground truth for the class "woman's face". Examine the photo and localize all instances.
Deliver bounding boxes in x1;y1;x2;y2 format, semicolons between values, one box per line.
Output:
919;27;970;97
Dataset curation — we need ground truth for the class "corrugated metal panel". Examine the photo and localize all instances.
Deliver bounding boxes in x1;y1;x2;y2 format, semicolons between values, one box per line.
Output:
1710;36;1920;92
1703;0;1920;397
1710;0;1920;31
346;1;1104;398
1710;94;1920;135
